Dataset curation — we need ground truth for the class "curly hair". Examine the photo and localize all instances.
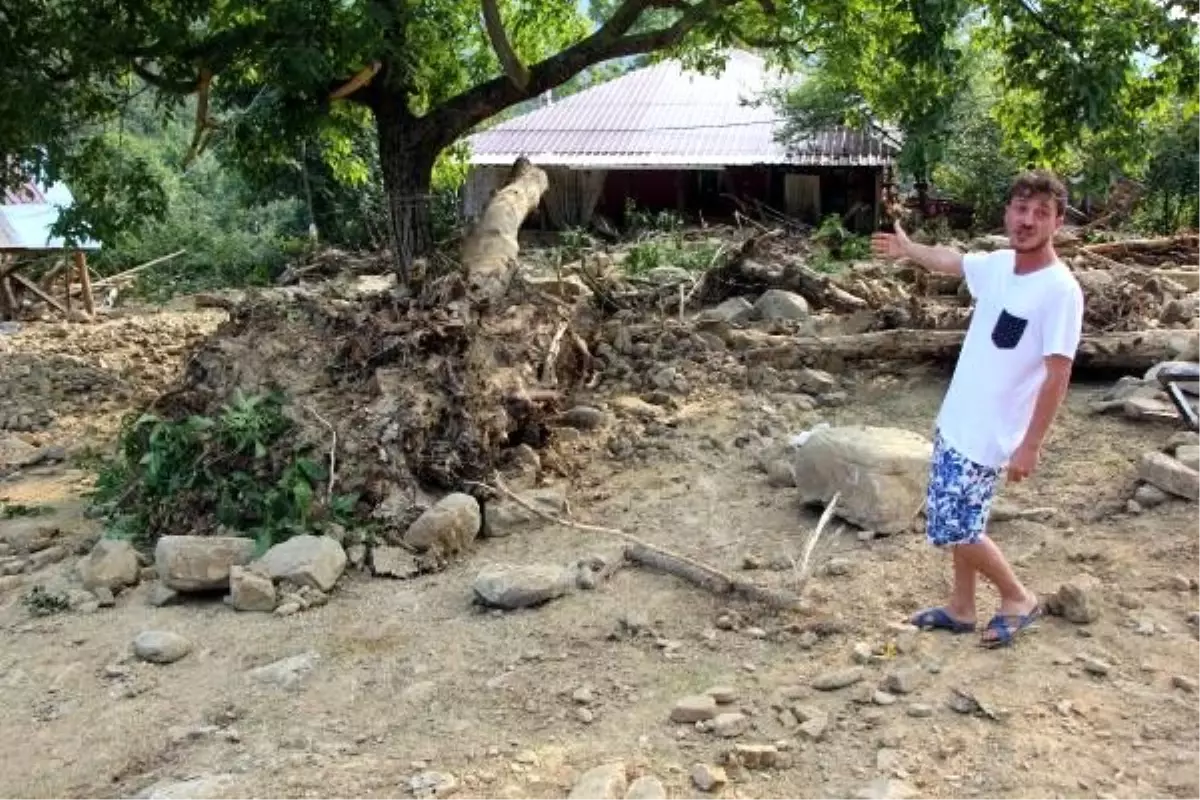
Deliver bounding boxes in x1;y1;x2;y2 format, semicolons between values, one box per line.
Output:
1008;169;1068;217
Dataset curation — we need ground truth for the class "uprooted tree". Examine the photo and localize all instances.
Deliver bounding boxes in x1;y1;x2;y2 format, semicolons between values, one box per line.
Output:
2;0;1195;276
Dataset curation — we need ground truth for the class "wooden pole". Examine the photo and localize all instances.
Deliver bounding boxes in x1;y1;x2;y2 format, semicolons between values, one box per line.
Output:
73;251;94;315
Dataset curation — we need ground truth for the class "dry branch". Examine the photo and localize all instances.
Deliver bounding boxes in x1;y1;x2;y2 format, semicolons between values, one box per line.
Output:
481;476;805;611
330;62;382;100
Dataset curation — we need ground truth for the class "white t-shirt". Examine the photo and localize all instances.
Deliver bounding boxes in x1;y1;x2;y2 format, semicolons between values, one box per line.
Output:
935;249;1084;469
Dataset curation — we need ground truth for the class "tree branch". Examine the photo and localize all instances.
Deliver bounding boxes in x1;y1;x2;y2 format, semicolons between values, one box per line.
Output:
131;60;203;95
329;61;382;100
181;69;213;168
481;0;532;90
431;0;727;139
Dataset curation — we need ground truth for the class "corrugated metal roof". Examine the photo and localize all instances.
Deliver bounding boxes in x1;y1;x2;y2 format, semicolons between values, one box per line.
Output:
467;51;896;168
0;179;99;251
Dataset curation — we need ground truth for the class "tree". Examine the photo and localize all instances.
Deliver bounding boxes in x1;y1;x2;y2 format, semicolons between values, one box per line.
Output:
776;0;1196;217
2;0;1195;279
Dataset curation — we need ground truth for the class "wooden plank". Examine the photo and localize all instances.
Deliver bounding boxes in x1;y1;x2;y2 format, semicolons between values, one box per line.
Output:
74;251;94;315
9;272;67;314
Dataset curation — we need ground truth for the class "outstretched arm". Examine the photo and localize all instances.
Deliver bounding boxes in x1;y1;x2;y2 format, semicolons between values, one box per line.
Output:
871;221;964;276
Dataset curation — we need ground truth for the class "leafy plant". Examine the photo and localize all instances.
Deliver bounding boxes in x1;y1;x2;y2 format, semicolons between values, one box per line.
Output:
812;214;869;262
91;389;358;552
625;239;719;275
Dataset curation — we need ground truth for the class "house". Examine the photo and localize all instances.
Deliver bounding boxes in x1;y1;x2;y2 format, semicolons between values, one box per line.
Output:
1;179;99;320
462;50;897;233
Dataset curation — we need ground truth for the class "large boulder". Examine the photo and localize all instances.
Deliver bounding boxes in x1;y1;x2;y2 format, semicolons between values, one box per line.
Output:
789;426;932;534
1138;451;1199;501
155;536;256;592
752;289;810;321
472;563;577;609
256;535;346;592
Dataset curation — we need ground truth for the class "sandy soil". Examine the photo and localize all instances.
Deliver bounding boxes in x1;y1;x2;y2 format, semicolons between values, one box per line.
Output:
0;305;1197;800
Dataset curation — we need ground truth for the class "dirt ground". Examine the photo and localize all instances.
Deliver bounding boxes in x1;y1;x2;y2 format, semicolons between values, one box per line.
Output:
0;302;1197;800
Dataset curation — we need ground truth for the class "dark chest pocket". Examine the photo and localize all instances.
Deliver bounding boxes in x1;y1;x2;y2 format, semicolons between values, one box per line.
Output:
991;309;1028;350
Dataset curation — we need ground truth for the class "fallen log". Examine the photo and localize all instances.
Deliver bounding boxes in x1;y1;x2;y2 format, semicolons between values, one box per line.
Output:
698;254;869;312
1081;234;1198;259
742;328;1197;375
462;156;549;307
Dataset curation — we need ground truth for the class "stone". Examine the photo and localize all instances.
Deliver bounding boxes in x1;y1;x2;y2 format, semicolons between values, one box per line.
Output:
132;631;192;664
371;546;420;579
402;493;482;554
1046;574;1102;624
906;703;934;718
625;775;667;799
255;535;346;592
883;668;922;695
1137;451;1199;501
1081;656;1111;676
707;296;754;323
576;707;595;724
766;459;796;488
690;764;727;793
568;762;627;799
876;748;903;772
856;777;919;799
147;584;179;607
248;652;319;689
671;694;718;723
796;367;838;394
752;289;810;321
484;486;568;538
92;586;116;607
274;601;301;616
789;426;932;534
824;557;853;577
136;774;239;799
798;630;820;649
1176;444;1200;471
873;691;897;706
733;744;780;769
813;667;865;690
77;538;139;591
573;686;595;704
1171;675;1197;693
472;563;576;609
712;712;748;738
1134;484;1170;507
409;771;458;799
798;709;829;740
706;686;739;705
562;406;608;431
155;536;256;592
229;566;276;612
1123;395;1178;420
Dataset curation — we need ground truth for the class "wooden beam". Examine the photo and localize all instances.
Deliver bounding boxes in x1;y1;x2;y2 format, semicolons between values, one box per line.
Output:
9;272;67;314
73;251;94;315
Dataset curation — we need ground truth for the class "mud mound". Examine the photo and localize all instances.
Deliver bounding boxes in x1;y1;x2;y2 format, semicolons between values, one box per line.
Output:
150;279;596;535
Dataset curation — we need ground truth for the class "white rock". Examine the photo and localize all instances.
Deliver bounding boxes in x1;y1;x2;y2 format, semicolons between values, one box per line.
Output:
671;694;718;722
248;651;319;689
229;566;276;612
409;771;458;799
752;289;810;321
136;774;238;799
707;296;754;323
472;563;576;609
155;535;256;592
568;762;627;799
1138;450;1199;500
625;775;667;800
256;535;346;591
133;631;192;664
1175;444;1200;471
403;493;481;554
789;425;932;534
77;538;140;591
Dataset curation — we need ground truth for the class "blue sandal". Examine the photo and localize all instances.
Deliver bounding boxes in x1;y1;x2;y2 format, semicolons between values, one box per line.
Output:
910;606;977;633
980;605;1041;648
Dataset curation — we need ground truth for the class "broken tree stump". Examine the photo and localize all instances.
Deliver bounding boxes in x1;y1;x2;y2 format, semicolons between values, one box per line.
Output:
462;156;549;307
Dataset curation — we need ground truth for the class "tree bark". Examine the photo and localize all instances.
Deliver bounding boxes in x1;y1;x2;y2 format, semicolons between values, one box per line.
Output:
461;157;550;306
742;328;1193;376
374;92;443;282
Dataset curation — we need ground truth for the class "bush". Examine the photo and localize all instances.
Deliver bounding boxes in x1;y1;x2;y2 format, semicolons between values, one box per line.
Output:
625;238;720;275
91;390;358;553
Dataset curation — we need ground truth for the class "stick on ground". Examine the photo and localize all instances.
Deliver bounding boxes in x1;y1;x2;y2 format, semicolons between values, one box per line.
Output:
478;476;807;611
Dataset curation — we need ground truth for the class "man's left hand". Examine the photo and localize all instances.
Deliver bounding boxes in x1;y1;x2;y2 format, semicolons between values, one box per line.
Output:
1007;441;1040;482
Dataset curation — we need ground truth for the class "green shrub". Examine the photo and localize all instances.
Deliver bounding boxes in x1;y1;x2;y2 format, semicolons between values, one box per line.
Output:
91;390;358;553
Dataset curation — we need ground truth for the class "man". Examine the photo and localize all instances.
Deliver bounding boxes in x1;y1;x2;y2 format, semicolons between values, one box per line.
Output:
871;169;1084;647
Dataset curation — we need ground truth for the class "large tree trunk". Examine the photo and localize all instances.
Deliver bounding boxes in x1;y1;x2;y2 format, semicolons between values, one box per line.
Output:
375;94;443;282
742;328;1194;376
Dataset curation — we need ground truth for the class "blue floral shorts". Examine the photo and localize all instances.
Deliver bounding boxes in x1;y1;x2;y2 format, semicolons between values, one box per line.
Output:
925;429;1000;547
